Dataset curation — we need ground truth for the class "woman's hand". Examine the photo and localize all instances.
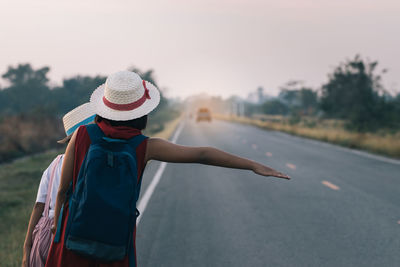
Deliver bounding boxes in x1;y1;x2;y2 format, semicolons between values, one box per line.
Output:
252;162;290;180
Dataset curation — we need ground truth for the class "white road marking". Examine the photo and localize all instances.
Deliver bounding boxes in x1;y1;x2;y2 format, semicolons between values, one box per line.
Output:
273;131;400;166
220;120;400;165
265;152;272;157
286;163;296;170
136;121;185;226
321;181;340;191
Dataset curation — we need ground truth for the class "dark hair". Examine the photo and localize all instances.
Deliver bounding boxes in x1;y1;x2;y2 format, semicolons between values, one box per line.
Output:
95;115;148;130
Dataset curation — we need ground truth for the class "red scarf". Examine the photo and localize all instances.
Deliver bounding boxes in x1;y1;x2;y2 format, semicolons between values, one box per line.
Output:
97;120;142;139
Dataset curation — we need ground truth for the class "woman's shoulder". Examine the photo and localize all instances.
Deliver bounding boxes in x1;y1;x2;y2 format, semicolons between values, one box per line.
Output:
36;154;64;199
40;154;62;180
47;154;64;178
49;154;64;169
144;137;174;161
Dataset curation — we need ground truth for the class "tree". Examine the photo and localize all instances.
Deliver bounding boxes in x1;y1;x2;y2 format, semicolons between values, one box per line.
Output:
299;88;318;115
261;99;288;115
278;80;302;107
51;75;106;115
320;55;386;131
2;63;50;87
0;63;51;114
278;80;317;116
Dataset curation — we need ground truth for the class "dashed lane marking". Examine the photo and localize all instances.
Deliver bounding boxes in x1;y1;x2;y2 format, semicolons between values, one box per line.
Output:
321;181;340;191
286;163;296;170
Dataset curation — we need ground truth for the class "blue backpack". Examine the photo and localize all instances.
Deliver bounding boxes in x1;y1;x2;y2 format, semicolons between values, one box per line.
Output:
55;124;147;262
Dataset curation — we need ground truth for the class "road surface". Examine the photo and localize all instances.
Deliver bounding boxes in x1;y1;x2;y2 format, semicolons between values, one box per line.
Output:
136;119;400;267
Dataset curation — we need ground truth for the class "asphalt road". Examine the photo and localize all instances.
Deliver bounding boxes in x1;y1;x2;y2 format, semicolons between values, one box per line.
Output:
136;119;400;267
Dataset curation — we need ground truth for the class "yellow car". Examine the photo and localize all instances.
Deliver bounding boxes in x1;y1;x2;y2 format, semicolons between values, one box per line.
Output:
196;108;212;122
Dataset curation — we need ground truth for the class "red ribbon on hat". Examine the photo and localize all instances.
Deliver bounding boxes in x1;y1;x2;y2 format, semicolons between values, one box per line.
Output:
103;80;151;111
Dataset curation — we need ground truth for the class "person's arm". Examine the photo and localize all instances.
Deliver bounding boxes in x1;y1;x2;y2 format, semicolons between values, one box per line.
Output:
51;131;77;233
145;138;290;179
22;202;44;267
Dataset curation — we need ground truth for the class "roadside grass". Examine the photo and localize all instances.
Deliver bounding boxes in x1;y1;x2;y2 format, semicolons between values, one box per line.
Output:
216;114;400;159
0;117;181;266
0;149;61;267
146;115;182;139
0;115;64;163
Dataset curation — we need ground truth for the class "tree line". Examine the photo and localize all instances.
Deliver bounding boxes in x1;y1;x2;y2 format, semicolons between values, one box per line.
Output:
0;63;179;162
247;55;400;132
0;64;173;117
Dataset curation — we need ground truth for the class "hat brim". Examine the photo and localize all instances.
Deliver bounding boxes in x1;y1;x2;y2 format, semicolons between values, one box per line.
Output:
57;134;72;144
90;81;160;121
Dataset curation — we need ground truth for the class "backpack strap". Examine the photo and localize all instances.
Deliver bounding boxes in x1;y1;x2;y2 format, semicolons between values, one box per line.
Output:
44;155;62;218
85;123;105;144
54;181;73;243
128;134;148;150
128;135;148;206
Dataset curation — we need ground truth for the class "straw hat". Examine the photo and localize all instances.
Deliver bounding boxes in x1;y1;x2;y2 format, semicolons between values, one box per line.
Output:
58;103;96;144
90;71;160;121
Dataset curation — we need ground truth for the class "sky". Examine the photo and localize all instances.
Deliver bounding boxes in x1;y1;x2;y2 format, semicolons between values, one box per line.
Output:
0;0;399;98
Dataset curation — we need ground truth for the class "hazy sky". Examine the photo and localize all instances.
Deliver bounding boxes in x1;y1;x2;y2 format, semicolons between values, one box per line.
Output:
0;0;399;98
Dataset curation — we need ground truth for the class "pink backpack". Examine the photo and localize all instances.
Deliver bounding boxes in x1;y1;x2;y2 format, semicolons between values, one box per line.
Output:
29;155;62;267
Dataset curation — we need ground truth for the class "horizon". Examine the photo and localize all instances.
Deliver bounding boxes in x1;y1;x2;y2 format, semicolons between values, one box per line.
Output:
0;0;399;98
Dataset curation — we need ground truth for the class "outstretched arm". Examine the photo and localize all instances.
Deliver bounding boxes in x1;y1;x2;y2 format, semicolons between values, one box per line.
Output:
145;138;290;180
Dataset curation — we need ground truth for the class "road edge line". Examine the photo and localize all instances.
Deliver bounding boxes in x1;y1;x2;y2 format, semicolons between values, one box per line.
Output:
136;121;185;226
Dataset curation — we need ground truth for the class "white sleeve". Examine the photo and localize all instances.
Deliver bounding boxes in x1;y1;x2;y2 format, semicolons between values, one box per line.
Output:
35;156;58;203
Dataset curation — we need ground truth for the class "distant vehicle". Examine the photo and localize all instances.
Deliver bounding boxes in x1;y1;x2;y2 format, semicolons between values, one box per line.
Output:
196;108;212;122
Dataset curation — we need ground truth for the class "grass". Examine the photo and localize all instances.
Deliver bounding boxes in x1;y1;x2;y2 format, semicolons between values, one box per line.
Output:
146;115;182;139
0;150;61;267
0;115;64;163
216;114;400;159
0;117;181;266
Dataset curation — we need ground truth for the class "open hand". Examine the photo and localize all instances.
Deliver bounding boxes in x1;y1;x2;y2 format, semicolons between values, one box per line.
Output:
252;163;290;180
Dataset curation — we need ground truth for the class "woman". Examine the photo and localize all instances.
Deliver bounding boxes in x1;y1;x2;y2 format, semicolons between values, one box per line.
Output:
22;103;95;267
46;71;289;267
